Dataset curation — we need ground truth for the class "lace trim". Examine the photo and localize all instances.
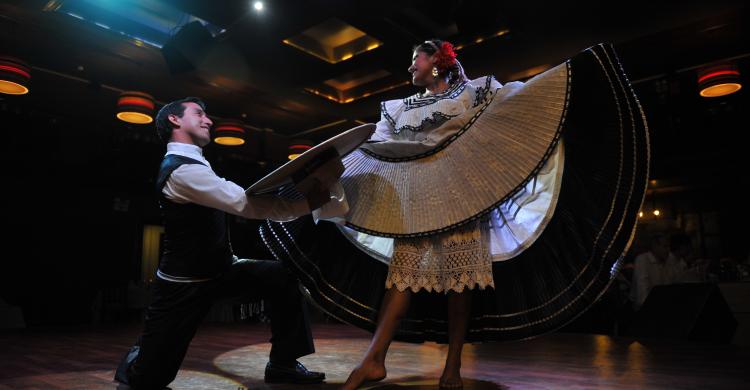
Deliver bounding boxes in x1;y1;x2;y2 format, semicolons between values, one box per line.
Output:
385;264;495;293
384;221;495;293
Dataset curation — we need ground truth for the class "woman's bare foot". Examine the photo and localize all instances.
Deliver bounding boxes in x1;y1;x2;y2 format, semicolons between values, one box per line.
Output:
439;367;463;389
341;360;386;390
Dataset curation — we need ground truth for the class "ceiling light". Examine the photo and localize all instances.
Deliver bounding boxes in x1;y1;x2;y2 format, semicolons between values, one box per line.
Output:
288;139;313;160
698;63;742;98
0;56;31;95
282;18;382;64
213;120;246;146
116;91;154;124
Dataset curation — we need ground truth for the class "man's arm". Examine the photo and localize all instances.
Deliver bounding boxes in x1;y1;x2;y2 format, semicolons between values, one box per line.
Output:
164;163;310;221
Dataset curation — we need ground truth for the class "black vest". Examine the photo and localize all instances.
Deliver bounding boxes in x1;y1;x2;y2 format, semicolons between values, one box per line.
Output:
155;155;233;279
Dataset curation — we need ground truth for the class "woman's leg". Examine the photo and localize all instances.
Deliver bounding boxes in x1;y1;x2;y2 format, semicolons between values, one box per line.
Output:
342;287;412;390
440;289;472;388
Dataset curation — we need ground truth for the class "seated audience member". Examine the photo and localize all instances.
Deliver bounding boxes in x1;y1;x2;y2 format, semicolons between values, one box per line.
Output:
669;233;707;282
629;233;684;310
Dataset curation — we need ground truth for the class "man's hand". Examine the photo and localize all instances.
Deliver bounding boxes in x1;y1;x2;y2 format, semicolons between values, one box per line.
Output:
294;153;345;210
301;179;331;210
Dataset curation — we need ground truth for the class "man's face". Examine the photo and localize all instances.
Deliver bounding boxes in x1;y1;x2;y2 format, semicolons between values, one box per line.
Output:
170;102;213;146
408;50;435;87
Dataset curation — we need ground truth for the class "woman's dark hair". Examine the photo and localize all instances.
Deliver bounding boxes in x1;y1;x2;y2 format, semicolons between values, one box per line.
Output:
155;97;206;143
413;39;443;57
413;39;466;85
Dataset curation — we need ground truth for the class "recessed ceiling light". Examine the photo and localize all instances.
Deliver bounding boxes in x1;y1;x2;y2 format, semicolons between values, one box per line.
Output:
253;1;264;11
282;18;382;64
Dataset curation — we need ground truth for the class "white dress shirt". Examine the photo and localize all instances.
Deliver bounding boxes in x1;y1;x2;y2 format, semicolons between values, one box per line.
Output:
162;142;310;222
629;251;686;309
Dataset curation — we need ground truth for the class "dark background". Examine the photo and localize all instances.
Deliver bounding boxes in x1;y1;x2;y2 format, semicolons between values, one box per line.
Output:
1;0;748;327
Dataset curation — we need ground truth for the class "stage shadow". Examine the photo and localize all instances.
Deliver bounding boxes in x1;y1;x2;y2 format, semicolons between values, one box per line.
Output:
239;377;507;390
365;377;508;390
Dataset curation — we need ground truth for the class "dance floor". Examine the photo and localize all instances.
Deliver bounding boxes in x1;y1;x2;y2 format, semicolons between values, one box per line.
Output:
0;322;747;389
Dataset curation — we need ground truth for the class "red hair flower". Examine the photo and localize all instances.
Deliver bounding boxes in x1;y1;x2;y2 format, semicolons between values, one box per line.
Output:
434;41;457;72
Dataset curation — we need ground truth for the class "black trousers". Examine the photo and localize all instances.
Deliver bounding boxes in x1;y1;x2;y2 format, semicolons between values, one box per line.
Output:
115;259;314;390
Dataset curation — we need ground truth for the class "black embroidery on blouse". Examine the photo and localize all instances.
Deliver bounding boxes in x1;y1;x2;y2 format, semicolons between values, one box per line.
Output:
364;90;497;162
472;76;497;107
381;76;499;134
402;81;468;111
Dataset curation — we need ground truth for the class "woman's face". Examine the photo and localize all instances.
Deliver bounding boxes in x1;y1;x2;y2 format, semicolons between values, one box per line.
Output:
408;50;434;87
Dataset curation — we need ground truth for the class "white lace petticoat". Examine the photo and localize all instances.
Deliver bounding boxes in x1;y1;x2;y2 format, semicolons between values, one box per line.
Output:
385;219;495;293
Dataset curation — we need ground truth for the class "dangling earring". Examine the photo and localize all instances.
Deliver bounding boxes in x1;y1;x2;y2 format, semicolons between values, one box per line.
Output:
431;66;439;77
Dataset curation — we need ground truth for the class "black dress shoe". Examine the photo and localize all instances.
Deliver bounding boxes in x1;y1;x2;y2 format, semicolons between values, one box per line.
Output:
264;361;325;384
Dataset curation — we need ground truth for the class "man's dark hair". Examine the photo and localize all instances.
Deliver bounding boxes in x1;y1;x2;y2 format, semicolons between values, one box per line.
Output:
155;97;206;143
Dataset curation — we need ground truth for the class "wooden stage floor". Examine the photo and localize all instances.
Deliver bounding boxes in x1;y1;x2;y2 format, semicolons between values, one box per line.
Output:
1;323;748;389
